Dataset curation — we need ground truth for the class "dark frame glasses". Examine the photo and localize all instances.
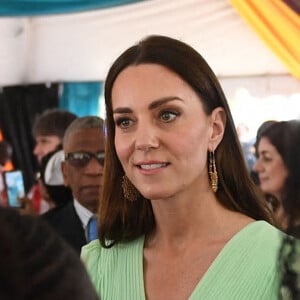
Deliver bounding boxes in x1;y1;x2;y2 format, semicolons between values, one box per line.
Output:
65;151;105;168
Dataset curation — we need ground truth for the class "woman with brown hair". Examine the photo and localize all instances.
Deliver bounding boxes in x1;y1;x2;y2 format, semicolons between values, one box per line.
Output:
82;35;283;299
253;120;300;236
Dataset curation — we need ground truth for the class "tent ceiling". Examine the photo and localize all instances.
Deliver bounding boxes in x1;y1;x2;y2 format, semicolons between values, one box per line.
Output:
0;0;289;86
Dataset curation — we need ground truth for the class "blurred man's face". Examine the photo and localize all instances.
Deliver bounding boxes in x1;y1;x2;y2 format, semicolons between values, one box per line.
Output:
33;135;61;164
62;128;105;213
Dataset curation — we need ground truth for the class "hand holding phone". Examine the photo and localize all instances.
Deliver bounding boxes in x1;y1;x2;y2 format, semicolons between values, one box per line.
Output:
3;170;25;208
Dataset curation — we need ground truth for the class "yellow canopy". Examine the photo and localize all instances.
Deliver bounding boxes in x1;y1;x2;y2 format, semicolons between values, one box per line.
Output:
230;0;300;79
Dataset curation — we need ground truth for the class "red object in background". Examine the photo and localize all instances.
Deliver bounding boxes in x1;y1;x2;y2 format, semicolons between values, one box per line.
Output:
31;183;41;214
0;129;14;171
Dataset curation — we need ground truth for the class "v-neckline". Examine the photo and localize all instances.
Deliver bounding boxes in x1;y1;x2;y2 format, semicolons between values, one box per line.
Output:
137;220;264;299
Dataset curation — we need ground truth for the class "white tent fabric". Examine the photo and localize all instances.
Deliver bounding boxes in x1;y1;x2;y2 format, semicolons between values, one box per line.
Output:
0;0;290;86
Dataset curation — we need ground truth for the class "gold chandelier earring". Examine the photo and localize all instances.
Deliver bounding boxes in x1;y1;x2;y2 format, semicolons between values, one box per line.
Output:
122;175;140;202
209;151;218;193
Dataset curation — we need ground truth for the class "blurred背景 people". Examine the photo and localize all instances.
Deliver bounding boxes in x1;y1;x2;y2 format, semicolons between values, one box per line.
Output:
32;108;77;164
253;120;300;237
29;109;77;214
39;148;73;210
0;139;13;206
43;116;105;254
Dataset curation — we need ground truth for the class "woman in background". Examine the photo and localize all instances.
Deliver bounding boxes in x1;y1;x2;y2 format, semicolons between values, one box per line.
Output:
253;120;300;299
253;120;300;237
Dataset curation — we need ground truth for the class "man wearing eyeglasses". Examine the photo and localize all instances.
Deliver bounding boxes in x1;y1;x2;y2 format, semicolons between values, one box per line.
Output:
43;116;105;254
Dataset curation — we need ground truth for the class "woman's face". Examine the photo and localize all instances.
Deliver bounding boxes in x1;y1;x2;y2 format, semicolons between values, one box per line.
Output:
111;63;224;200
253;137;288;199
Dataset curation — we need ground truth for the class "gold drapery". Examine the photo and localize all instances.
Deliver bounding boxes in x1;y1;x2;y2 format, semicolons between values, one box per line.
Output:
230;0;300;79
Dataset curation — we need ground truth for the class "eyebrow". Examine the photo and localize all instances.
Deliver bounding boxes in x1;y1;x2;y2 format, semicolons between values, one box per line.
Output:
113;96;183;114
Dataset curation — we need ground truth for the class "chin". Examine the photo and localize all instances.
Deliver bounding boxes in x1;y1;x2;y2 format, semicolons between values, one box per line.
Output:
140;189;173;201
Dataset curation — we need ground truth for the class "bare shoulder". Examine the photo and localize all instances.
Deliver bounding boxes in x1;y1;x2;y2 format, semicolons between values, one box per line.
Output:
216;210;256;239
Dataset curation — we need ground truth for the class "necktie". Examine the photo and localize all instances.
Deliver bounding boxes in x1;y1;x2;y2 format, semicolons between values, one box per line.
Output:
87;216;98;242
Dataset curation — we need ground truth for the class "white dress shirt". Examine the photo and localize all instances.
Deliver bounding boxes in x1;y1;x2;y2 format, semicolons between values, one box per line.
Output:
73;198;94;240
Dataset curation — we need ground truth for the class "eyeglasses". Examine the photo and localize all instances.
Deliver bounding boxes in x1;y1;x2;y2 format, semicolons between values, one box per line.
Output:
65;151;105;168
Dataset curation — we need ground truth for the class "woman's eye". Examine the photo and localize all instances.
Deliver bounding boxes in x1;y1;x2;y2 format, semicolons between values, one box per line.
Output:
262;156;272;163
115;118;132;129
160;111;179;122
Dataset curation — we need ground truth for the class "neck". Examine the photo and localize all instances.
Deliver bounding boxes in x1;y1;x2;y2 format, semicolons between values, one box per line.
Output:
147;192;236;248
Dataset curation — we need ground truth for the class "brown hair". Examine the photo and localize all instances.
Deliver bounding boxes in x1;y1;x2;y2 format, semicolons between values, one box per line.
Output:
257;120;300;233
0;207;98;300
33;108;77;139
100;35;274;247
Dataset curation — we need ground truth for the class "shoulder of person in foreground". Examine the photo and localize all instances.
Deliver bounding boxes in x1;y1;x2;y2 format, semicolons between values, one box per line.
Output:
230;221;284;271
81;239;103;277
81;236;144;283
0;207;99;300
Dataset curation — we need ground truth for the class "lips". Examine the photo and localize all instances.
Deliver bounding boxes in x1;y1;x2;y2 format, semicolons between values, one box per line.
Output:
139;163;169;170
259;177;268;182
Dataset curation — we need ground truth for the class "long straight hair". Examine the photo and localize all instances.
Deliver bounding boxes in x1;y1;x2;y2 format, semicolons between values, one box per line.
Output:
99;35;274;247
257;120;300;233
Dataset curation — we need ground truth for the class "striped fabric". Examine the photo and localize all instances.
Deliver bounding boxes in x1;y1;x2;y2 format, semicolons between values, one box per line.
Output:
82;221;283;299
230;0;300;80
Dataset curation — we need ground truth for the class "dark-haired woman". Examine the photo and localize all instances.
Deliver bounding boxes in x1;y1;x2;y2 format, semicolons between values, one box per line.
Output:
82;35;283;300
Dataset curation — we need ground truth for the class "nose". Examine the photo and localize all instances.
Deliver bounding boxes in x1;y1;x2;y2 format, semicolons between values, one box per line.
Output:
253;158;262;173
84;157;104;175
33;144;40;155
135;123;159;151
33;144;43;163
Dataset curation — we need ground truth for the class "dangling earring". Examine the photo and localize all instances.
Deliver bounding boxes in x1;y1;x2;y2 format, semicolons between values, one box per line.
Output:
122;175;139;202
209;151;218;192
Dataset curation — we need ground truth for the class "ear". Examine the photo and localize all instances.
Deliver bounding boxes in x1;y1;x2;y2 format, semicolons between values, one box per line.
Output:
61;161;69;187
209;107;226;151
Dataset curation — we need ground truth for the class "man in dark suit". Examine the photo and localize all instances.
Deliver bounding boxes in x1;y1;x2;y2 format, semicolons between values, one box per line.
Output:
43;116;105;254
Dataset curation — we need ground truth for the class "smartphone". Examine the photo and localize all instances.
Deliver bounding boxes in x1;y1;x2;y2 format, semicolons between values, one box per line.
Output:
3;170;25;208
